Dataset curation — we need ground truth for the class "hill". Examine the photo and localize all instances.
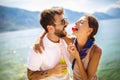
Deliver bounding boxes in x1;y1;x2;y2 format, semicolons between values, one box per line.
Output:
0;5;120;32
0;6;40;32
106;7;120;18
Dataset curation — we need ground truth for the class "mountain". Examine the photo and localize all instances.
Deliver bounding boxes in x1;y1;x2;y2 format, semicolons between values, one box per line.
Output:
52;6;85;23
93;12;114;20
0;5;84;32
0;5;40;32
106;7;120;18
0;5;120;32
65;9;84;23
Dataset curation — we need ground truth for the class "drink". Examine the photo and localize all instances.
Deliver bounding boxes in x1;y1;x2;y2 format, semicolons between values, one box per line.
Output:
59;58;67;75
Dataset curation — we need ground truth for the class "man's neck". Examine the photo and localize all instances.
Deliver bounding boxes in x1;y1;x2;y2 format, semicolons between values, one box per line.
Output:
47;33;60;43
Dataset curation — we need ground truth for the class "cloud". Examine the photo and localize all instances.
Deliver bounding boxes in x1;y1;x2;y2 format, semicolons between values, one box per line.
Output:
0;0;118;13
0;0;28;4
0;0;91;12
97;0;120;12
97;3;120;12
117;0;120;4
20;0;90;12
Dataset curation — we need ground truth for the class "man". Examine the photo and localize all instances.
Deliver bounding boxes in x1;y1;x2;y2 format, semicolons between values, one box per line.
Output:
27;8;71;80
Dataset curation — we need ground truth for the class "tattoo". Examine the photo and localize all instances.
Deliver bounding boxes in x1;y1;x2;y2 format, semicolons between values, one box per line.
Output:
40;71;48;75
27;69;51;80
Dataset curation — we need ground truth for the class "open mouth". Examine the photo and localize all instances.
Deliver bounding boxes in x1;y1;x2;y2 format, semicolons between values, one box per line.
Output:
63;28;67;34
72;27;78;31
64;25;67;28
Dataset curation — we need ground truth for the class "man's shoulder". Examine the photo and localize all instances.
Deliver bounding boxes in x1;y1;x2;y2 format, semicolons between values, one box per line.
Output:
29;48;43;58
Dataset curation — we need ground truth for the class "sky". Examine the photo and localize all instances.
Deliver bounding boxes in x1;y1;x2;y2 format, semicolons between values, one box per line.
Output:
0;0;120;13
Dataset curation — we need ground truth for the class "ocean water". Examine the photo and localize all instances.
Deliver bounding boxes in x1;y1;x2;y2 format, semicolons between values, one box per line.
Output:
0;19;120;80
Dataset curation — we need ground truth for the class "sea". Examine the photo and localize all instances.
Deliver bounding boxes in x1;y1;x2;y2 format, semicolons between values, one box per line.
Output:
0;19;120;80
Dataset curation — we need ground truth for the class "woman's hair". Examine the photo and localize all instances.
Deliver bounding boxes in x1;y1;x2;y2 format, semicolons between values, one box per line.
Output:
40;8;64;32
85;14;99;41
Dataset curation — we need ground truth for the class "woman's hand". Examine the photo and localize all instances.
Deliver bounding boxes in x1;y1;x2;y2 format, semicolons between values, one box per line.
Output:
33;31;46;53
67;43;79;59
33;39;44;53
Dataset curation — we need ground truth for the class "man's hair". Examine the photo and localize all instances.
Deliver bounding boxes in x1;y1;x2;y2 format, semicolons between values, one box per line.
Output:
40;8;64;32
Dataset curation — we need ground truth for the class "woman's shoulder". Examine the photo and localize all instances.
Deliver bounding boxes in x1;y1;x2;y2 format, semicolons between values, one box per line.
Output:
89;44;102;58
93;44;102;53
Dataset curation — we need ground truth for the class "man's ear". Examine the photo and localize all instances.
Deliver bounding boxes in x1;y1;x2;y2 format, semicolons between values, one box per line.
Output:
47;25;54;31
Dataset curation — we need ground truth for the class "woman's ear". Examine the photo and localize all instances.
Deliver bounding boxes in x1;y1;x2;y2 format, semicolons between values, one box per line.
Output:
90;28;93;33
88;28;93;35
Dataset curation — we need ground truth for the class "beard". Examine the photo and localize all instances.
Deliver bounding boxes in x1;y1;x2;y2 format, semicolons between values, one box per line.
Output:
54;28;67;38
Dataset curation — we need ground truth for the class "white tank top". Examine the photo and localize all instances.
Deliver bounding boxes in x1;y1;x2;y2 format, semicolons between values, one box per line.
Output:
73;45;99;80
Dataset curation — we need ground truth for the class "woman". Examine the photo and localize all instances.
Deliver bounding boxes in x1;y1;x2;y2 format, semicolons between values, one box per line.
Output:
34;14;102;80
67;14;102;80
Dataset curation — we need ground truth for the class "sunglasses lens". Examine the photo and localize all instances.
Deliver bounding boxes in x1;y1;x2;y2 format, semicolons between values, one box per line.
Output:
62;18;67;25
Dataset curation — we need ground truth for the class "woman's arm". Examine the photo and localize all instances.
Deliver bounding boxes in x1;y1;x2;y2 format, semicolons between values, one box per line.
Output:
67;43;88;80
33;31;46;53
68;44;102;80
62;34;74;45
86;45;102;79
33;32;74;53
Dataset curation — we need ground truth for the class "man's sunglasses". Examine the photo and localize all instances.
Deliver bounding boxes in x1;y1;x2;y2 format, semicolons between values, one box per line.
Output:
55;18;67;25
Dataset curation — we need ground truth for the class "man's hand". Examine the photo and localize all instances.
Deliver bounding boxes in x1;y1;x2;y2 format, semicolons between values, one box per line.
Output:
27;63;68;80
52;63;67;75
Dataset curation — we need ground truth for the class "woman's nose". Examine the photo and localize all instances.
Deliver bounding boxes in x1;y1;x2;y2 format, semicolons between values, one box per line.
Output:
75;21;79;25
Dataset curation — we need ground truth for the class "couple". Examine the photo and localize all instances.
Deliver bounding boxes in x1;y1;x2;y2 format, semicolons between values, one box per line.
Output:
27;8;102;80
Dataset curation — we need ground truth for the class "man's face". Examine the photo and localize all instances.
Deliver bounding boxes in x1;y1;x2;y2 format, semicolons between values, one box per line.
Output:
54;14;69;38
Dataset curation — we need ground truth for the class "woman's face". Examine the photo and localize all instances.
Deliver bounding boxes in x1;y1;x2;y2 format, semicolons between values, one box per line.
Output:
73;16;92;37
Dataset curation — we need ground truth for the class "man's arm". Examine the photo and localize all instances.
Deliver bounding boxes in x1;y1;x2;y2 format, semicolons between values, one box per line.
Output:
27;63;67;80
27;68;54;80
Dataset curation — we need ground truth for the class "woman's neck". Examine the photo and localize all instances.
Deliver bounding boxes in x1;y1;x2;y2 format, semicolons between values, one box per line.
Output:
77;36;88;51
